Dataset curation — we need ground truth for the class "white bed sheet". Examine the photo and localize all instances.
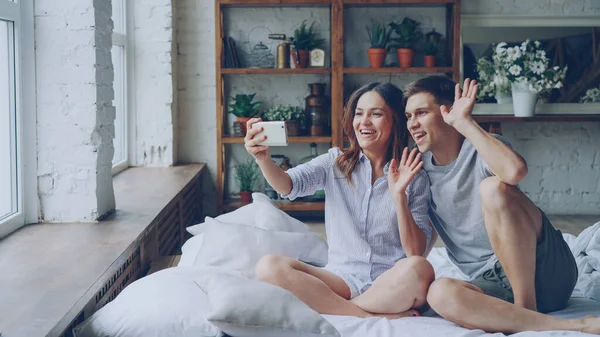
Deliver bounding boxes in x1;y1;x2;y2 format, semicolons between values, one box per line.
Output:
323;296;600;337
321;245;600;337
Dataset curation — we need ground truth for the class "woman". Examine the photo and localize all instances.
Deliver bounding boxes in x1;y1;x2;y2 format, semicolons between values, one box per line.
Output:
245;82;434;319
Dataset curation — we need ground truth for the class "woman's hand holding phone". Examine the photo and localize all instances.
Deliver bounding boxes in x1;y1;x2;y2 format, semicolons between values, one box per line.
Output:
244;118;271;162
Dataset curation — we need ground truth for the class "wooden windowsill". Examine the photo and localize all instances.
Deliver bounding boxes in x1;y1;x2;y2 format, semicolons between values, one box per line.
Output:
0;164;205;337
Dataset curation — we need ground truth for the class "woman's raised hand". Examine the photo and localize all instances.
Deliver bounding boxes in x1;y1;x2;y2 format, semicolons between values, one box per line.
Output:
244;118;270;162
387;147;424;200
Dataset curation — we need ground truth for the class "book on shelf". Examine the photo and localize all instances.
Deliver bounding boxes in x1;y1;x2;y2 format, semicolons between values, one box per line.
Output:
223;36;240;68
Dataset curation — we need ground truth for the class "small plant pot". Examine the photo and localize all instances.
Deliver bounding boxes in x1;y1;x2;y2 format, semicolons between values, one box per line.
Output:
236;117;252;136
285;120;300;136
424;55;436;68
240;191;253;203
291;49;310;68
367;48;387;68
396;48;415;68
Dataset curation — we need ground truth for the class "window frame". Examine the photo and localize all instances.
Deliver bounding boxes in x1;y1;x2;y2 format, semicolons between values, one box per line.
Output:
0;0;36;238
111;0;135;175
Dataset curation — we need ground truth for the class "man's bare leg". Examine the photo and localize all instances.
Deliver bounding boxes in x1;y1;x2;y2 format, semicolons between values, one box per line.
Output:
480;176;543;311
351;256;434;314
255;254;418;319
428;278;600;334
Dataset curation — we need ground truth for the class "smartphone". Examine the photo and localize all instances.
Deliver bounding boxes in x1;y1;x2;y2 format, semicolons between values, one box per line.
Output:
252;121;288;146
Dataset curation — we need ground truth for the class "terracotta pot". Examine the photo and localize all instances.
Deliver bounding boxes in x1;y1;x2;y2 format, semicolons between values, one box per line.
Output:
291;49;310;68
424;55;436;68
396;48;415;68
367;48;387;68
240;191;252;203
236;117;252;136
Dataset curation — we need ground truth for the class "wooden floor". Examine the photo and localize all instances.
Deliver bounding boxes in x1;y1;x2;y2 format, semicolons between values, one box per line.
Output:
301;215;600;247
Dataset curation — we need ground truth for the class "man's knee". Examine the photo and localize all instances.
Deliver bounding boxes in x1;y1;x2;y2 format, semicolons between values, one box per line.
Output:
427;278;469;313
255;254;293;284
479;176;516;211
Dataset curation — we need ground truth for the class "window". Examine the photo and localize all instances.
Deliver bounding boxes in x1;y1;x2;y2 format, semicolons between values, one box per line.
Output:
0;0;35;238
111;0;133;174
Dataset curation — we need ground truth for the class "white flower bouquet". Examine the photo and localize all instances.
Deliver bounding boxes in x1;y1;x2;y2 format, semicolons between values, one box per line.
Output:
494;40;567;95
580;86;600;103
476;57;511;101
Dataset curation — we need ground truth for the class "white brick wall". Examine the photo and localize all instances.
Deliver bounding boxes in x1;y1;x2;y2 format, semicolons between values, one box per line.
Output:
176;0;218;215
177;0;600;215
132;0;177;167
35;0;115;222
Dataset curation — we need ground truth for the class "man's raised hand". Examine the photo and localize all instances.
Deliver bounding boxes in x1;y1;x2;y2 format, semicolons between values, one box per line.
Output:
441;78;478;130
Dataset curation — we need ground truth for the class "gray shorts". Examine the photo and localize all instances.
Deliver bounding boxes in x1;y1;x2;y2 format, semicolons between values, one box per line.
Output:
469;212;578;313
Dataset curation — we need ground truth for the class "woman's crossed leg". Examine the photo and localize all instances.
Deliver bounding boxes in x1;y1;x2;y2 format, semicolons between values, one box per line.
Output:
255;254;434;319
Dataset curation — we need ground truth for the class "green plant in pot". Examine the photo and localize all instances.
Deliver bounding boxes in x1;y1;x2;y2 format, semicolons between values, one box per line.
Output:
234;158;260;203
262;105;305;136
366;19;392;68
389;17;422;68
291;20;325;68
424;39;439;68
229;93;262;136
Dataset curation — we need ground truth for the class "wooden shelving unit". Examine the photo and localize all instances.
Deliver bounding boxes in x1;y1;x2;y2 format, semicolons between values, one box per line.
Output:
223;136;332;144
222;68;332;75
344;67;454;74
215;0;462;213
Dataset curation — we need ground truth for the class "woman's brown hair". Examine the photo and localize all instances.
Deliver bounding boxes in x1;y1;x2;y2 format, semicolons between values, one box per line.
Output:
336;82;409;183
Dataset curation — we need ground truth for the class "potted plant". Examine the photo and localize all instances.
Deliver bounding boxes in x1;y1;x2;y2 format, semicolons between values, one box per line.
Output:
262;105;305;136
424;39;438;68
234;158;260;203
494;40;567;116
229;93;262;136
291;20;325;68
389;17;422;68
366;19;392;68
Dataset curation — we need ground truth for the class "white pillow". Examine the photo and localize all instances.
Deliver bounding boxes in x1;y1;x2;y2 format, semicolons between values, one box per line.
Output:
178;233;204;267
72;266;223;337
187;217;328;277
205;273;341;337
187;203;256;235
252;192;313;233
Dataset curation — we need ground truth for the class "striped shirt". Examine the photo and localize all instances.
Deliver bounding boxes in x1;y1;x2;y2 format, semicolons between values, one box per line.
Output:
282;147;432;283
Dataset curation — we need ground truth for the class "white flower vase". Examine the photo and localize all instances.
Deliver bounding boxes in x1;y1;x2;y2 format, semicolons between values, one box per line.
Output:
495;93;513;105
511;82;537;117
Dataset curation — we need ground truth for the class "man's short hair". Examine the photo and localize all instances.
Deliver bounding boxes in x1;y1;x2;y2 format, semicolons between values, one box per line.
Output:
403;75;456;106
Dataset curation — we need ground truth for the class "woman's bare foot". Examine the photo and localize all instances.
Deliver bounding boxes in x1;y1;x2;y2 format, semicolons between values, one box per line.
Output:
368;309;420;320
581;315;600;334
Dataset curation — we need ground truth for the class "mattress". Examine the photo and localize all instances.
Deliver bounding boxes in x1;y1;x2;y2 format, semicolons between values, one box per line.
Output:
323;296;600;337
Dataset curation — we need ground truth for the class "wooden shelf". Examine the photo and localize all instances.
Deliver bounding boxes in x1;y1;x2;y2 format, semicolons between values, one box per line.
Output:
220;0;331;5
219;0;456;4
473;114;600;123
215;0;462;214
222;68;331;75
344;0;456;3
344;67;454;74
222;136;332;144
224;200;325;212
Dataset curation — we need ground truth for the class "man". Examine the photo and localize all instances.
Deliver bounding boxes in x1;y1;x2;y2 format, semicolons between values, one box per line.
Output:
403;75;600;334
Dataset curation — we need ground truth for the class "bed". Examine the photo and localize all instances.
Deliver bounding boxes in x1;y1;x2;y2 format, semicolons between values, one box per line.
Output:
73;193;600;337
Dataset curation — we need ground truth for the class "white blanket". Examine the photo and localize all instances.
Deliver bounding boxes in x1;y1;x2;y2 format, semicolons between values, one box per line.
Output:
564;222;600;301
323;226;600;337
